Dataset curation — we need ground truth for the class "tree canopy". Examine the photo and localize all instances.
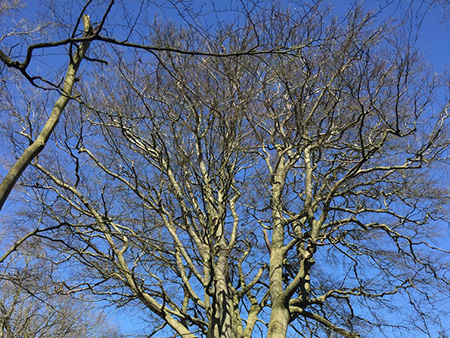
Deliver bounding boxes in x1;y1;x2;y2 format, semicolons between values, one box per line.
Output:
1;1;450;337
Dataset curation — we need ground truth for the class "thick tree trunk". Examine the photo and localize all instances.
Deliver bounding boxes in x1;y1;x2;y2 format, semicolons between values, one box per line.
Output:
267;157;290;338
207;255;239;338
267;302;290;338
266;246;290;338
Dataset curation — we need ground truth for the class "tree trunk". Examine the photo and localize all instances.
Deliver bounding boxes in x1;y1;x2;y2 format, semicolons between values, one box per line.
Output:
266;246;290;338
267;157;290;338
267;302;290;338
207;254;239;338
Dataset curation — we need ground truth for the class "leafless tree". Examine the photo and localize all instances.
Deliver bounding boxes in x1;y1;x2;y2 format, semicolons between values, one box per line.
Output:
1;1;450;338
0;1;100;210
0;238;123;338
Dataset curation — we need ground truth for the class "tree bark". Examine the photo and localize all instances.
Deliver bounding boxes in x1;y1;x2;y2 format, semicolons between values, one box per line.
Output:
267;157;290;338
207;254;239;338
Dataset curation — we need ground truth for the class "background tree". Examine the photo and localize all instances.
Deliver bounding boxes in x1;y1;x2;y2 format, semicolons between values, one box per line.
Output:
0;237;122;338
1;1;450;338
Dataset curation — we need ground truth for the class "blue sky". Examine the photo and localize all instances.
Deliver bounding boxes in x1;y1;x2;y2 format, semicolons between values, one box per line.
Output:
1;1;450;337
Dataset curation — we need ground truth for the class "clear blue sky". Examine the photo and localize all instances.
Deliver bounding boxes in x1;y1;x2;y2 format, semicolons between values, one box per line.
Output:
1;1;449;337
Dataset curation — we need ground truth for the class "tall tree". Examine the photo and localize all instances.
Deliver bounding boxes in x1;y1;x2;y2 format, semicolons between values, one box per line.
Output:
0;4;97;210
1;1;450;337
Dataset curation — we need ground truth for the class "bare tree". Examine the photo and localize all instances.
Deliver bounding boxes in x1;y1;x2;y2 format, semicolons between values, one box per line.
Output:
0;0;119;210
0;239;123;338
1;1;450;338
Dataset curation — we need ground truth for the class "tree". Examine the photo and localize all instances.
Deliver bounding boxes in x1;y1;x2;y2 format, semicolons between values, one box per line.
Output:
1;1;450;338
0;1;100;210
0;239;123;338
